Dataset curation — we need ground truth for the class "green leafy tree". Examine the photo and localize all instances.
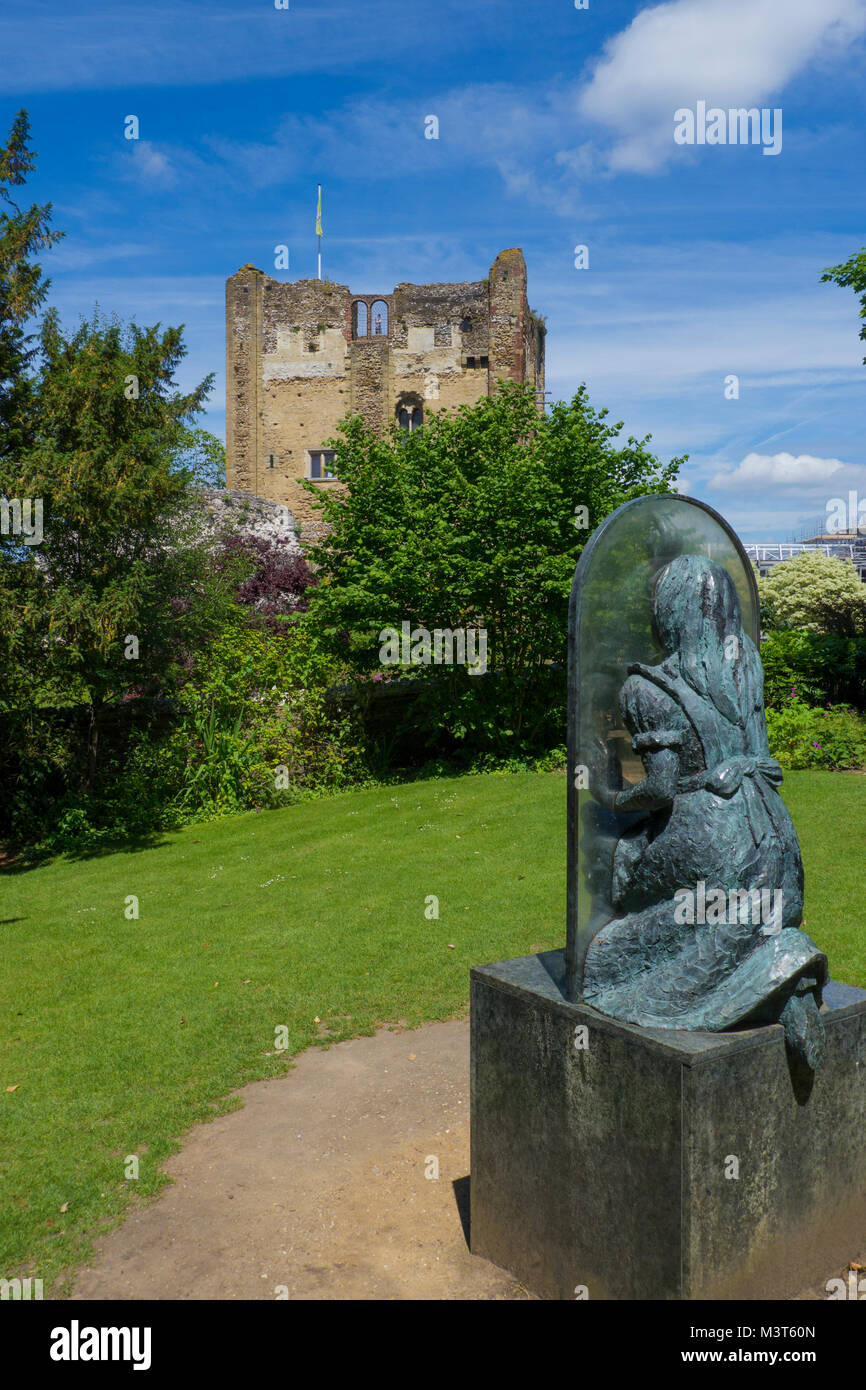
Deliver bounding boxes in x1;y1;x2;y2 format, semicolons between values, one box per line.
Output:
758;551;866;635
0;109;64;461
2;308;237;776
821;249;866;363
305;382;683;754
174;425;226;487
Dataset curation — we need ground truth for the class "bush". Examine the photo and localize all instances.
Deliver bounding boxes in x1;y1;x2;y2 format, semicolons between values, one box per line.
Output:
766;698;866;771
0;618;371;855
217;533;317;621
760;630;866;710
0;702;189;855
758;551;866;634
170;617;368;819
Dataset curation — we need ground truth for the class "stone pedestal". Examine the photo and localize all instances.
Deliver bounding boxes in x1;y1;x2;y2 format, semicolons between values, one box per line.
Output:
470;949;866;1300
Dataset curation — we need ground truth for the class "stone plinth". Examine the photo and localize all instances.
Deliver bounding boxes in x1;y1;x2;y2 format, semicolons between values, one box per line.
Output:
470;949;866;1300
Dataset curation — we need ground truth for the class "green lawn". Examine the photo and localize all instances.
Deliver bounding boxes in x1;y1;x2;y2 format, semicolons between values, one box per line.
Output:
775;772;866;987
1;768;863;1293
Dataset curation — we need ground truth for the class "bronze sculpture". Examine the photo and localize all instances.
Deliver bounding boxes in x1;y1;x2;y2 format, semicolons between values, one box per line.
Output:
567;520;827;1072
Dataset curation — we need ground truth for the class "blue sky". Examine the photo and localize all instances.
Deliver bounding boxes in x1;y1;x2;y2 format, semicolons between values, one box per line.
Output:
3;0;865;540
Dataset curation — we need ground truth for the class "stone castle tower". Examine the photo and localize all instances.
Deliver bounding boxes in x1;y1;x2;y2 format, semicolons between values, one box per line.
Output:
225;247;545;534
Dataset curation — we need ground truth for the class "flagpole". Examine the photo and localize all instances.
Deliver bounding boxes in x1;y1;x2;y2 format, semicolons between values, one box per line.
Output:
317;183;322;280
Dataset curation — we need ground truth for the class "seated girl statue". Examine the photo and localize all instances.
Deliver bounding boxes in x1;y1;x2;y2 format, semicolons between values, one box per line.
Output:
579;553;827;1071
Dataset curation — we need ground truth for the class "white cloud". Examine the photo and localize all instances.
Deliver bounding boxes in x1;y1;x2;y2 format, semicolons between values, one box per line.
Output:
124;142;178;188
710;451;848;491
194;81;596;218
0;0;508;93
578;0;866;172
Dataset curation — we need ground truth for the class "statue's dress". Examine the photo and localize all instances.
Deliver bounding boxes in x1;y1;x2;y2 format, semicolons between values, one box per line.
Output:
581;642;827;1030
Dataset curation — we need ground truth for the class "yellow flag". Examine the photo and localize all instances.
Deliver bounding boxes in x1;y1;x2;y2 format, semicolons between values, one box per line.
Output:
316;184;323;237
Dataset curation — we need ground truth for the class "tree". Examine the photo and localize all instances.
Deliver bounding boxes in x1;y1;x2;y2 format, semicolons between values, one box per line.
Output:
304;382;684;754
1;308;236;777
821;249;866;363
174;425;226;487
0;110;64;461
758;551;866;635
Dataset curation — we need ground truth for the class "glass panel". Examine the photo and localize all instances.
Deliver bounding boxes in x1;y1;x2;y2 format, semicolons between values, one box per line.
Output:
565;494;759;1000
309;452;321;479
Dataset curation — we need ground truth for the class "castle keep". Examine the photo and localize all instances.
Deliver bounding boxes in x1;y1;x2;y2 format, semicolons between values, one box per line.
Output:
225;248;545;534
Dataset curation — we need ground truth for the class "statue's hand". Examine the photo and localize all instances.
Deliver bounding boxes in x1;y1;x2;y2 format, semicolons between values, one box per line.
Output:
586;734;620;809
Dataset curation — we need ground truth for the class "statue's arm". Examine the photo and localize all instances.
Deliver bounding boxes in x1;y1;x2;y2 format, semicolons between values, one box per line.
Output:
608;674;684;812
611;746;680;812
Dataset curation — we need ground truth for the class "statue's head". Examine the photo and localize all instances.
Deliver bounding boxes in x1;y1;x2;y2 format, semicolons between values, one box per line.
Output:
652;554;742;657
651;555;750;725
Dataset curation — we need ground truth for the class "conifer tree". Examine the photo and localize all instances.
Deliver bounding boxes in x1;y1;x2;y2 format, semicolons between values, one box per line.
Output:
0;109;63;461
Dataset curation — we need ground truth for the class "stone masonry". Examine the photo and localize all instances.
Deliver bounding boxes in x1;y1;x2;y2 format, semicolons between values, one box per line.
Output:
225;249;546;537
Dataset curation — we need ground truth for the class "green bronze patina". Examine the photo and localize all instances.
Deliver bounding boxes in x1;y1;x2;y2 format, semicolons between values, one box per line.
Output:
566;497;827;1071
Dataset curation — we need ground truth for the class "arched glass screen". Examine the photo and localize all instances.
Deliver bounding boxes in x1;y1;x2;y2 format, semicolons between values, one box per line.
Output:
565;494;759;999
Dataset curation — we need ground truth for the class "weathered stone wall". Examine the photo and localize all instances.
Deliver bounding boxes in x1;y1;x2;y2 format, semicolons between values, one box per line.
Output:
225;264;264;496
198;488;301;550
487;247;528;391
225;249;545;538
349;337;390;433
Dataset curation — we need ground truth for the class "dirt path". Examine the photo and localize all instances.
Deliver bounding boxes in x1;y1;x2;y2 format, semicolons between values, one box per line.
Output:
71;1019;531;1301
69;1017;862;1301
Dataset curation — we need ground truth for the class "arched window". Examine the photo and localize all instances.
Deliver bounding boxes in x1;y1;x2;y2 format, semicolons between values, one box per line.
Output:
352;301;368;339
398;402;423;433
370;300;389;337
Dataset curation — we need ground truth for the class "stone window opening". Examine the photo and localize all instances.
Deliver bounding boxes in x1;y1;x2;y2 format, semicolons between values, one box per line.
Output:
396;394;423;434
352;298;390;339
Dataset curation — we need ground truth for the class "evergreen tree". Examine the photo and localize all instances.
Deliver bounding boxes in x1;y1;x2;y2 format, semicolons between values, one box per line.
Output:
0;109;64;461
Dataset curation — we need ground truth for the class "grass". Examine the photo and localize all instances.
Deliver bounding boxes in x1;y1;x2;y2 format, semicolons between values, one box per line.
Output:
1;767;863;1293
776;771;866;988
